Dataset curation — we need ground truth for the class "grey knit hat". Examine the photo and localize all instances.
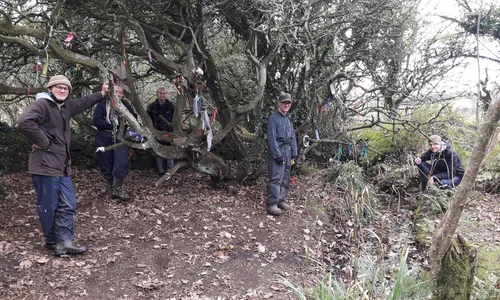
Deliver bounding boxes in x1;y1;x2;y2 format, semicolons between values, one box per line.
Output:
47;75;72;91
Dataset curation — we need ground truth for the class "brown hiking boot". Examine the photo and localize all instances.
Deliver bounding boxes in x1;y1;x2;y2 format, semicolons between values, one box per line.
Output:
278;202;292;211
267;205;282;216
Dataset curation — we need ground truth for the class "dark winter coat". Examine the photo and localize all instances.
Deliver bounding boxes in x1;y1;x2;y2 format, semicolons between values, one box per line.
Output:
267;111;298;159
146;99;175;132
419;143;464;180
18;91;105;176
92;99;137;147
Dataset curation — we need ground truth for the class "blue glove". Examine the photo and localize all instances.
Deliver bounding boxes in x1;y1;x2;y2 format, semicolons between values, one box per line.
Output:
275;156;284;165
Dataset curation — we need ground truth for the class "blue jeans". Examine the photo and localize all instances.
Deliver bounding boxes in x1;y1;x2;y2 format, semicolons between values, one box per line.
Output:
32;175;77;245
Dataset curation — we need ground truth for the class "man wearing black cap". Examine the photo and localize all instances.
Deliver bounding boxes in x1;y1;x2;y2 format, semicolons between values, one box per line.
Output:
415;134;464;191
18;75;109;256
266;93;298;215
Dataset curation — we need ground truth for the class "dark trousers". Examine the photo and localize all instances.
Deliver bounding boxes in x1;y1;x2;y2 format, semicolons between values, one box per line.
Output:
32;175;76;245
95;131;129;183
155;156;174;172
96;145;129;183
267;145;291;206
417;161;462;191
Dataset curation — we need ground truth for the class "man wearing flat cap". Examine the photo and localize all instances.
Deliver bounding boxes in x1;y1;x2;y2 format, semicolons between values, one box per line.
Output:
18;75;109;256
414;134;464;191
266;93;298;215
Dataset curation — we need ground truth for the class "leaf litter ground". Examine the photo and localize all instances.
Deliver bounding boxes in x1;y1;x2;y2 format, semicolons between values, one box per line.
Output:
0;169;353;299
1;169;499;299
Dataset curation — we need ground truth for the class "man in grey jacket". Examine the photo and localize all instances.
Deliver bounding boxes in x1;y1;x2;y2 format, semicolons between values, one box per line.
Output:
266;93;298;215
18;75;109;256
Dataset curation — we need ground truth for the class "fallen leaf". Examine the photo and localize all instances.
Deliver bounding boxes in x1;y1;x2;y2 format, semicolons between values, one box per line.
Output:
76;261;86;267
19;260;32;269
0;241;15;255
37;257;50;264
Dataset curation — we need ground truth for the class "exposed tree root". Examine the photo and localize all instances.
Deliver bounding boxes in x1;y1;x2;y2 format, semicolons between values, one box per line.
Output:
155;161;190;187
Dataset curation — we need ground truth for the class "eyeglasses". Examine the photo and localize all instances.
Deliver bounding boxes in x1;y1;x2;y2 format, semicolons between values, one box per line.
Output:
280;101;292;105
54;85;70;92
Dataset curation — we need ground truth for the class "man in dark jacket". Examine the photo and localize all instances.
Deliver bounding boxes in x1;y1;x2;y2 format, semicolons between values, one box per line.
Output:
146;87;175;175
415;134;464;191
93;85;137;201
266;93;298;215
18;75;109;256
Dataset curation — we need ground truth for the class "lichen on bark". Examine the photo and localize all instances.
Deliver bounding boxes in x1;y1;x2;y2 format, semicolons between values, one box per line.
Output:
432;235;477;300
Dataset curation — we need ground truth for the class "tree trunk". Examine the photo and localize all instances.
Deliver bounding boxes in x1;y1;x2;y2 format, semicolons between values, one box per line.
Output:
428;92;500;274
432;235;477;300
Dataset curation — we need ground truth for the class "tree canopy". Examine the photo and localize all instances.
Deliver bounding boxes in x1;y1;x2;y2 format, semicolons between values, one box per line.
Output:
0;0;497;181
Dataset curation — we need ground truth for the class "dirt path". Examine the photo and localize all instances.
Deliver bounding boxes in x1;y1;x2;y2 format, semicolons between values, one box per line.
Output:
0;169;336;299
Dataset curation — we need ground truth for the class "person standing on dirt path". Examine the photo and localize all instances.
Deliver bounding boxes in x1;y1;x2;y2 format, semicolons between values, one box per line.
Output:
266;93;298;216
147;87;175;175
415;134;464;191
93;85;137;202
17;75;109;256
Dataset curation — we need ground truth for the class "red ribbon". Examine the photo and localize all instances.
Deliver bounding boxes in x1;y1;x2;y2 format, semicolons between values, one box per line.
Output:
27;88;30;97
122;38;127;66
64;32;74;42
148;50;152;62
210;107;217;125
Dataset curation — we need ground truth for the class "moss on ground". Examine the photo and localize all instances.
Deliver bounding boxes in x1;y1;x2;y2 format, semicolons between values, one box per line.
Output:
473;246;500;299
414;217;434;248
477;247;500;280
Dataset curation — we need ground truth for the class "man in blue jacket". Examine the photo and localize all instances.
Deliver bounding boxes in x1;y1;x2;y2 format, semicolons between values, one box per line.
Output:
415;135;464;191
93;85;137;201
266;93;298;215
18;75;109;256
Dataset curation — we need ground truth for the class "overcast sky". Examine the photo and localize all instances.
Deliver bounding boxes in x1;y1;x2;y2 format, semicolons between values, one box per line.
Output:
419;0;499;106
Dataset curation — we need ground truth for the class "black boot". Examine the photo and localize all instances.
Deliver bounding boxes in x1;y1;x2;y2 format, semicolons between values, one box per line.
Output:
112;178;131;202
44;243;56;250
54;240;88;256
156;157;165;175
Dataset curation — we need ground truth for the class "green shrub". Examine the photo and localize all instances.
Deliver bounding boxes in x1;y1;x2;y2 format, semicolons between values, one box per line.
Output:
279;248;431;299
355;104;475;167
